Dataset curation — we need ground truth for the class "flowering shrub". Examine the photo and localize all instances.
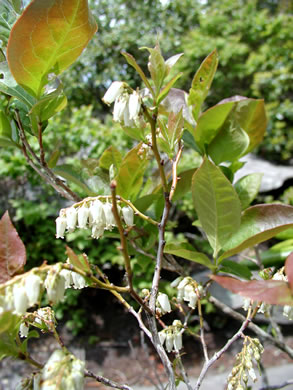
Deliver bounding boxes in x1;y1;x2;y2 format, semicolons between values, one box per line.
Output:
0;1;293;389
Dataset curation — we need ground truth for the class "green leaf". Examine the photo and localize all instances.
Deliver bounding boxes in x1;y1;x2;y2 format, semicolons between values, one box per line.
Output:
134;193;161;214
208;115;250;164
220;204;293;261
188;49;218;121
142;44;166;95
99;146;122;170
0;111;18;148
260;239;293;268
53;164;95;196
0;311;20;334
194;97;267;155
121;51;154;96
116;143;149;201
276;228;293;240
47;149;61;169
0;0;18;47
7;0;97;97
192;158;241;258
0;62;36;107
66;246;90;273
164;242;215;270
165;53;184;74
234;173;263;210
167;109;184;150
29;84;67;121
157;72;182;105
220;259;252;280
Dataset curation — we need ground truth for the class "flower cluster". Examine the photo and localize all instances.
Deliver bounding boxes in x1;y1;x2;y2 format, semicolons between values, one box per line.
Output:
172;276;203;309
0;273;42;316
242;269;293;321
102;81;142;127
19;307;56;338
56;198;134;240
0;264;88;319
227;337;264;390
35;349;85;390
159;320;184;353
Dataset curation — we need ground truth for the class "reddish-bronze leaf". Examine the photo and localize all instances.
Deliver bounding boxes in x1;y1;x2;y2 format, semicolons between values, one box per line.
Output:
285;252;293;292
211;274;293;306
0;211;26;283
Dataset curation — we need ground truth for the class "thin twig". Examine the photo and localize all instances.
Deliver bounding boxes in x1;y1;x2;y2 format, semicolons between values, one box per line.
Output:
38;121;46;165
169;143;183;202
259;379;293;390
197;298;209;362
209;296;293;359
85;369;133;390
194;308;255;390
174;351;193;390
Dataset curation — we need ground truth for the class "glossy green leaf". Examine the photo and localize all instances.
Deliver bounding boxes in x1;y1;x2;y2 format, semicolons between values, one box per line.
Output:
260;239;293;268
164;242;215;270
121;51;154;96
188;49;218;121
116;143;149;201
234;173;263;210
0;0;18;47
276;228;293;240
211;274;293;306
99;146;122;170
7;0;97;97
0;62;36;107
194;97;267;155
220;204;293;261
29;84;67;121
220;259;252;280
134;193;161;214
192;158;241;257
0;111;12;139
53;164;95;196
142;44;166;95
208;115;250;164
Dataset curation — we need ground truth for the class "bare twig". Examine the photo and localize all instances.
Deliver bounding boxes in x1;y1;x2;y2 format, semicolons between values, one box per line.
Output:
197;298;209;362
169;142;183;202
209;296;293;359
174;351;193;390
259;379;293;390
85;370;133;390
193;308;255;390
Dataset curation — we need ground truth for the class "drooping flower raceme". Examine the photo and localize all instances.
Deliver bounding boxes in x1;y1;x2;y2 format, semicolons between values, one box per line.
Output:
55;197;135;241
158;320;184;353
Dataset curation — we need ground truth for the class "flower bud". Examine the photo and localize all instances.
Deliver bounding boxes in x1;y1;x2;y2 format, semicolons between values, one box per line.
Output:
13;284;28;314
103;81;125;105
248;368;257;382
66;207;77;232
25;273;41;306
122;206;134;226
55;215;67;239
157;293;171;314
77;206;89;229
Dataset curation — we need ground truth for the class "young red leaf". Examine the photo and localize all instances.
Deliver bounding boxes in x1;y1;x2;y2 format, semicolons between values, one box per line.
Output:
211;274;293;306
0;211;26;283
285;252;293;292
7;0;97;97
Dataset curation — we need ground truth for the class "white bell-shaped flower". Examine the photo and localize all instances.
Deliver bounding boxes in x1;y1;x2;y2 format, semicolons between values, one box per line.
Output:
183;284;194;302
13;284;28;314
103;202;116;230
45;265;66;304
157;293;171;314
55;215;67;238
283;305;293;320
25;273;41;306
102;81;125;105
173;332;183;351
71;272;86;289
188;291;198;309
66;207;77;232
128;91;141;120
91;224;104;239
113;95;129;122
77;206;89;229
122;206;134;226
165;332;174;353
158;330;166;346
69;358;85;390
60;269;73;289
89;200;105;227
19;322;29;338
